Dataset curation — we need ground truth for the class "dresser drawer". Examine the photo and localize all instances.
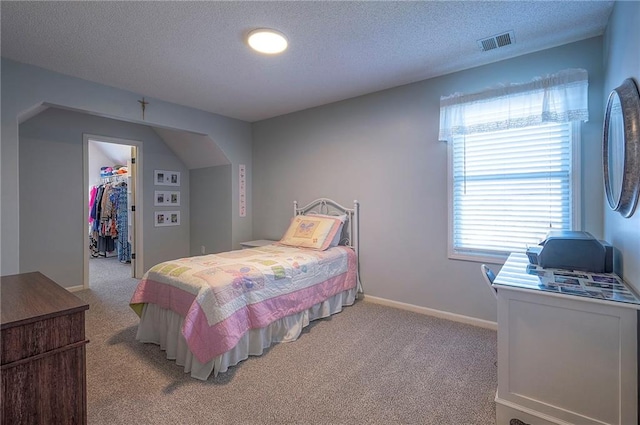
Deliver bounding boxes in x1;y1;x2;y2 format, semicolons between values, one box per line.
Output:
1;311;85;364
2;343;87;424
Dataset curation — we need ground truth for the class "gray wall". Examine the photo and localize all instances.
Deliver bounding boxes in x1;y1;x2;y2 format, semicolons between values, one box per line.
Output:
603;1;640;291
252;37;605;323
190;165;232;256
1;58;253;277
18;108;189;288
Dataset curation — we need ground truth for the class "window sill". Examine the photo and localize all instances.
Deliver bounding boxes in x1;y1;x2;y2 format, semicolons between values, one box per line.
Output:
448;251;510;265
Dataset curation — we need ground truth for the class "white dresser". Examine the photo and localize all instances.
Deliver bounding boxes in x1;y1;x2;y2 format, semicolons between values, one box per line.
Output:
493;253;638;425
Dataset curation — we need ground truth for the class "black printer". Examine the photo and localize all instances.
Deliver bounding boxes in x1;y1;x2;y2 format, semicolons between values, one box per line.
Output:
526;230;613;273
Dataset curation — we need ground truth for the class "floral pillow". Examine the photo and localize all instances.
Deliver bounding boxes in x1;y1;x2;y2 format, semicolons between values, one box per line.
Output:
278;215;343;251
308;214;347;247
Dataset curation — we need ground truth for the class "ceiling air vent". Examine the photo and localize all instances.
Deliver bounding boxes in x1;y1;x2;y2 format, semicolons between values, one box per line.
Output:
477;31;515;52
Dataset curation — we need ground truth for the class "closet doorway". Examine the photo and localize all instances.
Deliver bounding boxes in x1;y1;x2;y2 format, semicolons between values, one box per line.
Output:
83;134;143;289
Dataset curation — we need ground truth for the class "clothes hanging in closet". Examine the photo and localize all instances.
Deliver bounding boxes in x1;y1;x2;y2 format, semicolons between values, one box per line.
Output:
116;185;130;262
89;181;130;262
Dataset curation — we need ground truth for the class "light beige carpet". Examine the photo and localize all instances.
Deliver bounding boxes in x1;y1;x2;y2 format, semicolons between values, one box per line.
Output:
76;257;497;424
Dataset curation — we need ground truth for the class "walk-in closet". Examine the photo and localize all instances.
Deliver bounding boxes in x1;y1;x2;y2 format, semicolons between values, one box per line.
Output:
87;139;137;284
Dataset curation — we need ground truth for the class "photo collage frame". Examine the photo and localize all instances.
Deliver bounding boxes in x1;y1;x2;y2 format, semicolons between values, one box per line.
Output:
154;190;180;207
154;170;180;186
154;169;181;227
154;211;180;227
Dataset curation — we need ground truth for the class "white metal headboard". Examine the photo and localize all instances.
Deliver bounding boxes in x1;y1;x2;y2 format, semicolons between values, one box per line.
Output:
294;198;362;293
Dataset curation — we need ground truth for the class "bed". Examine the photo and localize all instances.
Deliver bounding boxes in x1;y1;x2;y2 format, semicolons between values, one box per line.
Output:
130;198;361;380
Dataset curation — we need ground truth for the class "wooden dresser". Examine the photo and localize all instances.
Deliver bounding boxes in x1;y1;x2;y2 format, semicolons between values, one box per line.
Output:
1;272;89;425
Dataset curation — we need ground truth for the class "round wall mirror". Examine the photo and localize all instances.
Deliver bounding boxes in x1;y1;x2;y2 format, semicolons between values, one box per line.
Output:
603;78;640;218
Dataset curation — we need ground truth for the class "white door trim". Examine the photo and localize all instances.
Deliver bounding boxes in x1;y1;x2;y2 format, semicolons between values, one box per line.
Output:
83;134;144;288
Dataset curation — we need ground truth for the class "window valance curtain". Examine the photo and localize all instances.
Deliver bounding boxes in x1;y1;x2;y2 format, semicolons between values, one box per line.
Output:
438;68;589;141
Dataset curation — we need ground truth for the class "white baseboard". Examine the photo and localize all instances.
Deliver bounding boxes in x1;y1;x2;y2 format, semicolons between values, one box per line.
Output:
363;294;497;330
67;284;86;292
495;396;573;425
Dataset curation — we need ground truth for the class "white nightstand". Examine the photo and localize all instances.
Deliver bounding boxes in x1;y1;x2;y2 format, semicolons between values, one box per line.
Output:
240;239;276;249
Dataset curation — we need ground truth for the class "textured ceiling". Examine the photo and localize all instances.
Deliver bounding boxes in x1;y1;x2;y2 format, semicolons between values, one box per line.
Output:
1;1;614;123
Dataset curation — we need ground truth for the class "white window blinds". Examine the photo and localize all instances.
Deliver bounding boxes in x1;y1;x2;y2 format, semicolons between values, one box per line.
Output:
440;69;589;259
451;123;575;256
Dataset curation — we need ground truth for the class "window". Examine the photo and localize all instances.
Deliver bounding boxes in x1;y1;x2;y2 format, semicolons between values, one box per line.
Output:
439;69;589;261
450;122;579;260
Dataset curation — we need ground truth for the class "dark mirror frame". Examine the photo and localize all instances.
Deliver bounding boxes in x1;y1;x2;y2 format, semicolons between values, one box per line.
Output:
603;78;640;218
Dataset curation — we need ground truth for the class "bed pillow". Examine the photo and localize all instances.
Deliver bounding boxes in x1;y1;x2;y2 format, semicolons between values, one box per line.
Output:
308;214;347;247
279;215;343;251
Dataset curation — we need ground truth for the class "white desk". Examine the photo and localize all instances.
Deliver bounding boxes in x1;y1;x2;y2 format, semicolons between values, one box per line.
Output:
493;253;639;425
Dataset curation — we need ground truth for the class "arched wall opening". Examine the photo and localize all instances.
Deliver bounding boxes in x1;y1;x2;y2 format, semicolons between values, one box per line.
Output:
16;105;233;289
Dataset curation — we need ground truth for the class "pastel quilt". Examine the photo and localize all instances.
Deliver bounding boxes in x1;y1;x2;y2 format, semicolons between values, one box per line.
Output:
130;244;357;364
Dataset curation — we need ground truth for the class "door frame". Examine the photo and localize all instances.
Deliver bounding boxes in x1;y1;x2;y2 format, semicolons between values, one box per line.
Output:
83;134;144;288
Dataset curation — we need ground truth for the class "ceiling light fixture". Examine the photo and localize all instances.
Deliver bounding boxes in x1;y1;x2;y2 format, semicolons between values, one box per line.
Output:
247;29;288;54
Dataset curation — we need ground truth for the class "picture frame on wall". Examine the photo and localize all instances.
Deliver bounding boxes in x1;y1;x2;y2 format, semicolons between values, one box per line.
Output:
154;210;180;227
239;164;246;217
154;170;180;186
154;190;180;206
